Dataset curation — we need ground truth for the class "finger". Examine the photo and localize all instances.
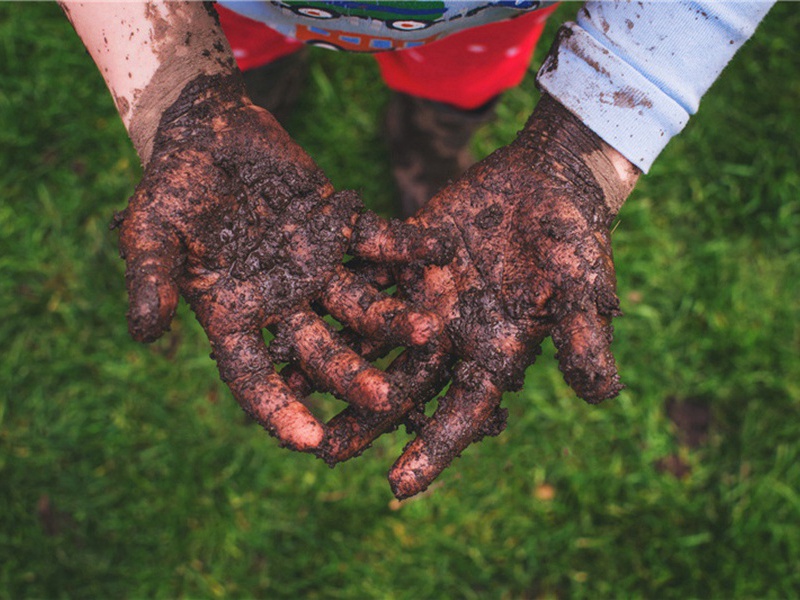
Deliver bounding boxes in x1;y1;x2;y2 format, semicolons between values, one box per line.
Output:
280;363;314;400
210;330;325;451
388;361;504;500
350;210;454;266
117;198;183;343
319;349;453;464
322;266;443;347
279;329;395;399
551;303;622;404
344;258;395;289
276;310;401;413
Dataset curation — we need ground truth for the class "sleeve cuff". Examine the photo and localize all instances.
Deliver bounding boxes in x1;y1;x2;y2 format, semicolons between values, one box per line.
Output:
537;23;689;173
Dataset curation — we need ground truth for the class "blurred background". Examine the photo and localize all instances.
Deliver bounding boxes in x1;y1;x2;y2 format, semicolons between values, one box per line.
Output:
1;3;798;598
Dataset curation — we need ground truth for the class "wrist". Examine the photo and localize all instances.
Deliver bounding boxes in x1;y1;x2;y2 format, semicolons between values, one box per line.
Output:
154;73;248;137
126;3;240;166
130;61;240;167
519;94;640;219
61;1;238;166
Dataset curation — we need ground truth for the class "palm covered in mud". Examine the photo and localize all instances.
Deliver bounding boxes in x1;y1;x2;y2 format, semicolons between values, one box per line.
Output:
115;73;627;500
116;74;446;453
323;96;626;498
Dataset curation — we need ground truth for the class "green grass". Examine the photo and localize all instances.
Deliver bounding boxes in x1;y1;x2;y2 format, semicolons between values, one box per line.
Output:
1;3;798;598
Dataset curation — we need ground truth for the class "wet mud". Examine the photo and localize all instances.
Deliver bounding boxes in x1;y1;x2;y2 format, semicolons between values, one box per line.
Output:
117;72;445;451
323;94;637;498
106;10;640;496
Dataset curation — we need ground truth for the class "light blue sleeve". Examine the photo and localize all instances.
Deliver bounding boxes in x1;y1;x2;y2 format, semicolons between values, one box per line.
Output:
536;1;775;172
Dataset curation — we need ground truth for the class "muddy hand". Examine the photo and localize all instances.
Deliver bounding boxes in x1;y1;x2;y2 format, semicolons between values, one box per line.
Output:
321;94;641;497
116;73;448;452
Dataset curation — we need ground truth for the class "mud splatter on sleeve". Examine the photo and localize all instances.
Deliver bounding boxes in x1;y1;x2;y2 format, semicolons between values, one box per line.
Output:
538;1;775;172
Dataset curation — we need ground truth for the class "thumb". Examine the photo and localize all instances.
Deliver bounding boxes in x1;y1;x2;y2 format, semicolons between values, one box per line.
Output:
350;210;455;267
117;191;182;343
551;302;623;404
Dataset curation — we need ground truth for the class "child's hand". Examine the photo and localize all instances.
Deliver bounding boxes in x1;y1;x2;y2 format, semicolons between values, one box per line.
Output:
116;73;446;451
320;94;640;498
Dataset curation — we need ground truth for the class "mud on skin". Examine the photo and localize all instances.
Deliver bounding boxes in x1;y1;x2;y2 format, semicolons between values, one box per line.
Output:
116;72;448;452
320;94;638;499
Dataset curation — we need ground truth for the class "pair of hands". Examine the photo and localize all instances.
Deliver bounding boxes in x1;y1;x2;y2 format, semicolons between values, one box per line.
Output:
117;72;635;498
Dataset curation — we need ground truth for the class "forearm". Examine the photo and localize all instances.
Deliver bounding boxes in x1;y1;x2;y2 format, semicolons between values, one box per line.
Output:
59;1;237;165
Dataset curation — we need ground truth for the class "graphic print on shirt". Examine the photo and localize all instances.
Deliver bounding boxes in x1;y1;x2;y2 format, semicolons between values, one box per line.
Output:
220;1;554;52
277;1;449;31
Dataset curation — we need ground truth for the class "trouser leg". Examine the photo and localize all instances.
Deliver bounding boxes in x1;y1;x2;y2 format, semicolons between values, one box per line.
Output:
375;7;557;214
385;93;500;218
216;5;309;125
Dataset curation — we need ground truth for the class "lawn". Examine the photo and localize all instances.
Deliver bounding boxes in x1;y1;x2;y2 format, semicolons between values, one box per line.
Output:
1;3;798;599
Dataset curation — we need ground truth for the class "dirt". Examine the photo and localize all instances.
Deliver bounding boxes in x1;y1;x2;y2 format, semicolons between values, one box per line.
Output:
118;70;454;453
612;87;653;110
116;71;362;449
655;455;692;479
321;94;640;498
127;3;237;165
655;398;711;479
110;6;643;497
37;495;75;537
666;397;711;449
